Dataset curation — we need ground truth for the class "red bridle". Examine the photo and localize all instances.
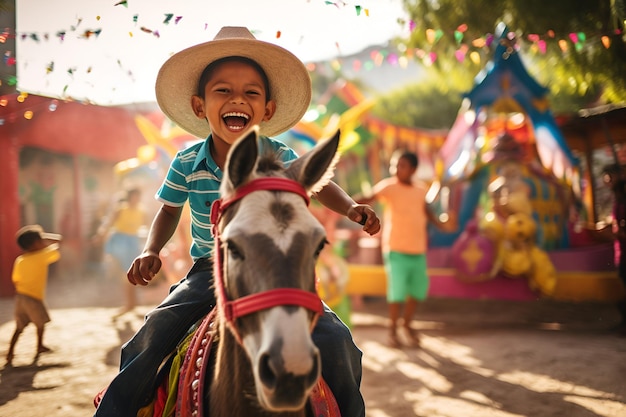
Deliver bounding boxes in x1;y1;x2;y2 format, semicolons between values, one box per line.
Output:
210;178;324;341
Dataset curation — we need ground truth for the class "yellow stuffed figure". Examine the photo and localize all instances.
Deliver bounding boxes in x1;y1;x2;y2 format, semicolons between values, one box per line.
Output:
499;212;556;295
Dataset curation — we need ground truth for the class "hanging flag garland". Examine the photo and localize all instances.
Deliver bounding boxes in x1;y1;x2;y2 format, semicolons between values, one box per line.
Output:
2;0;624;106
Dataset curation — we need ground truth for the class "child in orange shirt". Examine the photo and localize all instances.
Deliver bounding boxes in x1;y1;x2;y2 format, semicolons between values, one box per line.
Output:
357;150;456;347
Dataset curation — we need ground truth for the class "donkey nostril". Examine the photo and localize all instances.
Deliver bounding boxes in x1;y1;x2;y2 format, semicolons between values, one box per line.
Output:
258;353;278;390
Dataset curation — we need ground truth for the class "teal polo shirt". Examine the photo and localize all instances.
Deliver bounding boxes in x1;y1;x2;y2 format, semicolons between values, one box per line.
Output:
156;134;298;260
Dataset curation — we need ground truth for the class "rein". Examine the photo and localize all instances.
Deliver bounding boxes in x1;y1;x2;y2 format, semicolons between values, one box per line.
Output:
210;177;324;342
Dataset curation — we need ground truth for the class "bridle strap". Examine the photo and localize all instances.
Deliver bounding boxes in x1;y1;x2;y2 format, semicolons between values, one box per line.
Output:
222;288;324;322
211;177;323;342
211;178;310;227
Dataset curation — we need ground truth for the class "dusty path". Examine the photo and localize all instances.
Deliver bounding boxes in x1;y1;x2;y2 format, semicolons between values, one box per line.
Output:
0;274;625;417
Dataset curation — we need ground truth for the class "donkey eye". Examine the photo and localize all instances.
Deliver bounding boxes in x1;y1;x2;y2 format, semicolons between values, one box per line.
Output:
227;240;244;260
314;239;328;258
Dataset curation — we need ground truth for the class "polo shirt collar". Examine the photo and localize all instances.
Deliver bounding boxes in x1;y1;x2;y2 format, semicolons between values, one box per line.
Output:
192;134;221;175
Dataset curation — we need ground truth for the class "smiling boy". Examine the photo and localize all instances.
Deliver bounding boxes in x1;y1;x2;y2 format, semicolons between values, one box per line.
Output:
95;27;380;417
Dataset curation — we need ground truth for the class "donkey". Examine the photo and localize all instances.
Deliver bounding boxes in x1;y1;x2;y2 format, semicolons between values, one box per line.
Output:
172;125;343;417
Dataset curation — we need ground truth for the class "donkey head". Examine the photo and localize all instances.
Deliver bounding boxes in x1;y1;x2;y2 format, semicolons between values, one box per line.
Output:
216;125;340;411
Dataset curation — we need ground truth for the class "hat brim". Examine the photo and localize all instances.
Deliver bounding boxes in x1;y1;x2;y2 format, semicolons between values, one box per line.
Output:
41;232;62;241
15;225;61;241
155;38;312;138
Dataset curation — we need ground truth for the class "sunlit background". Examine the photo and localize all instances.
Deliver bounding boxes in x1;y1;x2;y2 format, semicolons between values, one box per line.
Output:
1;1;625;416
15;0;408;104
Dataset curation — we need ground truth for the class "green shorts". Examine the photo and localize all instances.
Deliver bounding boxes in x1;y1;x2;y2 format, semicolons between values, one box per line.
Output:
383;251;429;303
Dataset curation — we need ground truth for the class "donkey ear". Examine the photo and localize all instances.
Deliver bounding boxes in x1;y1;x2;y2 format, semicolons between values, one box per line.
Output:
286;129;341;193
224;126;260;191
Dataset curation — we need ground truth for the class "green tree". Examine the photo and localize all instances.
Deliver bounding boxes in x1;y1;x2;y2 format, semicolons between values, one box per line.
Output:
400;0;626;108
373;71;466;129
0;0;13;11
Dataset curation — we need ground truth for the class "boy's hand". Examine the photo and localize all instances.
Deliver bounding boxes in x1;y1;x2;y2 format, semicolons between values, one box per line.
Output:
127;251;162;286
348;204;381;235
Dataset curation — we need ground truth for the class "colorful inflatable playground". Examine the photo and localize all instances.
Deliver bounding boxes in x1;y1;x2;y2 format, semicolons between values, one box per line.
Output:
320;26;623;304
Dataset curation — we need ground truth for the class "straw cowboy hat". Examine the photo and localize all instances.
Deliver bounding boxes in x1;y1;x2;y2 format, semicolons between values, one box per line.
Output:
155;26;312;138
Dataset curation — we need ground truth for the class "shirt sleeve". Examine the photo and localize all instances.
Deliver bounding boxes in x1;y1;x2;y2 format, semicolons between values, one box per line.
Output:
155;154;189;207
372;178;391;201
42;243;61;264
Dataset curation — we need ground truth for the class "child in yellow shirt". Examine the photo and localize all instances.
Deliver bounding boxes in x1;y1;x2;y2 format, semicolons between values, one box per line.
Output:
6;225;62;366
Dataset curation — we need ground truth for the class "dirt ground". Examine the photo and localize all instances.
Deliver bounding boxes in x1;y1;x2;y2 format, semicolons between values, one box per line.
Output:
1;271;625;417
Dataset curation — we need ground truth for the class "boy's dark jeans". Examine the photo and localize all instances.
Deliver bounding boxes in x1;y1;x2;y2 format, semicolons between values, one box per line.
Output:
94;258;365;417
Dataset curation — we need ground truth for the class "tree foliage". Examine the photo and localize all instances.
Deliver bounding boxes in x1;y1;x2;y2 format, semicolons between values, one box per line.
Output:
400;0;626;109
372;70;466;129
0;0;14;12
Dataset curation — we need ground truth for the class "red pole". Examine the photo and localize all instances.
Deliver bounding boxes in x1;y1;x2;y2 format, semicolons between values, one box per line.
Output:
0;133;21;297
